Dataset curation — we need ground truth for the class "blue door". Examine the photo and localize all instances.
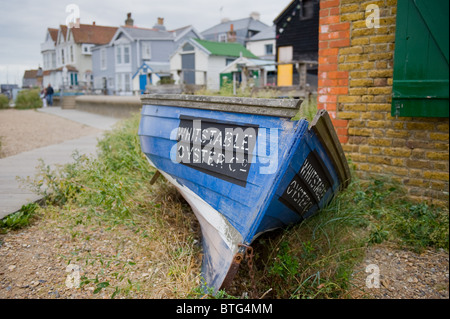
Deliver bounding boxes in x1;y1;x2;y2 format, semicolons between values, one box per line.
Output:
139;74;147;94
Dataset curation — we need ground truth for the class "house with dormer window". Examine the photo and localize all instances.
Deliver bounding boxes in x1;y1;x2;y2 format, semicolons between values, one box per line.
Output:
41;23;117;90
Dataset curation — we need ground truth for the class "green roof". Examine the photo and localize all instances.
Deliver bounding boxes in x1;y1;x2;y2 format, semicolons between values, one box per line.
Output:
193;39;257;58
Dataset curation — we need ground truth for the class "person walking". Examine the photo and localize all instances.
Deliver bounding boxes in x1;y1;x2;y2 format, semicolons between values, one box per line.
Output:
46;83;54;106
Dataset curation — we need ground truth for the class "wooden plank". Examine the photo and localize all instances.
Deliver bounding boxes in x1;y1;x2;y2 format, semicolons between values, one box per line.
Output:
141;94;303;118
309;110;351;189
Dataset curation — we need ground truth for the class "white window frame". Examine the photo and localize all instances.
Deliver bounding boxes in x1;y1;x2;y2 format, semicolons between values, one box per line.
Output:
70;45;74;63
116;73;132;92
218;33;227;42
115;45;131;65
142;42;151;60
100;48;107;70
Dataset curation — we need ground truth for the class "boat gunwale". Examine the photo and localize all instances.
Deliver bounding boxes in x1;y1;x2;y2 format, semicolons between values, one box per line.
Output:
140;94;303;118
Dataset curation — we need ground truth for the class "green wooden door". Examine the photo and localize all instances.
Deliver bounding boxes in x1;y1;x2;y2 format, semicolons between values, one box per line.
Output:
391;0;449;117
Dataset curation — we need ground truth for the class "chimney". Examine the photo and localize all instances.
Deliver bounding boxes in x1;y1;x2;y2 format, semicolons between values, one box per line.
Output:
153;17;166;30
227;24;236;42
249;11;260;20
93;21;96;26
125;13;134;26
221;17;230;23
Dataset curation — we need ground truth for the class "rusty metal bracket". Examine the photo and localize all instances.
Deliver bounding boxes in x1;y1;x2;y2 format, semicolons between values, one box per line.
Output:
220;245;247;290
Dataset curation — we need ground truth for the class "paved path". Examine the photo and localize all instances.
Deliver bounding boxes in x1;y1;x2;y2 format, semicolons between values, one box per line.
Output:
0;107;120;219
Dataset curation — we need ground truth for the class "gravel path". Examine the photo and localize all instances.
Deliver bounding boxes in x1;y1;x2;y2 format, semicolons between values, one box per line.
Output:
0;108;448;299
0;109;100;158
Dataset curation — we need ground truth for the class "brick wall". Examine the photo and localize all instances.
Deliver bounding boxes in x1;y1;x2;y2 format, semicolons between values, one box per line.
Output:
318;0;449;206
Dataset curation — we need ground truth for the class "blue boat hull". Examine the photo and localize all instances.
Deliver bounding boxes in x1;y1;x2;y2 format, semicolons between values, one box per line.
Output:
138;95;350;292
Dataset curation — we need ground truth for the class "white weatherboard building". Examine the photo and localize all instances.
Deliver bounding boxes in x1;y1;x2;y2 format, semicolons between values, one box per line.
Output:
170;38;258;91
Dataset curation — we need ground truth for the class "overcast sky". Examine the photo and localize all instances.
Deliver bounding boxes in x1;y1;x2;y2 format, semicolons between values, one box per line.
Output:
0;0;292;86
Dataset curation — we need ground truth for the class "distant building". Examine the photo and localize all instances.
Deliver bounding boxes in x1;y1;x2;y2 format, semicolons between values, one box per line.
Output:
170;38;258;91
274;0;319;87
22;67;43;88
201;12;269;46
245;25;276;61
1;84;19;100
91;13;202;95
41;22;118;90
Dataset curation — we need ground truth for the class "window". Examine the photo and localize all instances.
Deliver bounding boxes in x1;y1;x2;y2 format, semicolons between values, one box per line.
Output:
124;46;130;64
116;73;122;91
100;49;107;70
124;74;131;91
265;44;274;55
391;0;449;117
70;46;74;63
116;46;122;64
278;46;293;63
115;45;131;65
218;33;227;42
300;1;315;20
61;49;65;64
183;42;195;52
142;42;151;60
225;58;235;65
116;73;132;92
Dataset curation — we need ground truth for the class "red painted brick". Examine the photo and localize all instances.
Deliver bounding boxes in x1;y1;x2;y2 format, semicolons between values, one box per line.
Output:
320;8;330;17
328;86;349;95
319;56;338;64
336;127;349;136
338;135;349;144
327;71;348;79
325;103;337;111
332;119;349;128
319;48;339;56
318;79;339;87
319;41;329;49
319;63;338;71
328;22;350;32
320;15;340;25
329;7;340;15
320;0;340;9
329;38;350;48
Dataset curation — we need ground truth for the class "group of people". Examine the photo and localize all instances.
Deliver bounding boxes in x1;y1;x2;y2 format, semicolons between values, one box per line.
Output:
40;84;54;107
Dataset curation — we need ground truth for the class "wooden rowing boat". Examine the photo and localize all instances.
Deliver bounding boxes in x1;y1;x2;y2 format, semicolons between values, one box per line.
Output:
138;94;350;292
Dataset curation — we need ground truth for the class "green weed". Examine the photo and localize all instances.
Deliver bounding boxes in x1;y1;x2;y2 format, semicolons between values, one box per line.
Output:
14;89;42;109
0;202;39;231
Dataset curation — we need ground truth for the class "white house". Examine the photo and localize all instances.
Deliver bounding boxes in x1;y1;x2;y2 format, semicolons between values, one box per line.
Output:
41;23;118;90
245;25;276;61
170;38;258;91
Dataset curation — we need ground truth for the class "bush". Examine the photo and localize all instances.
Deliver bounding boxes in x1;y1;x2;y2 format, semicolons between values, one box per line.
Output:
0;94;9;109
15;89;42;109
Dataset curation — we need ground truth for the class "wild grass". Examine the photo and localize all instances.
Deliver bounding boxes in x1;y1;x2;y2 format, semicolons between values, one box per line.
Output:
0;94;9;109
2;110;448;299
14;89;42;109
235;172;449;299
